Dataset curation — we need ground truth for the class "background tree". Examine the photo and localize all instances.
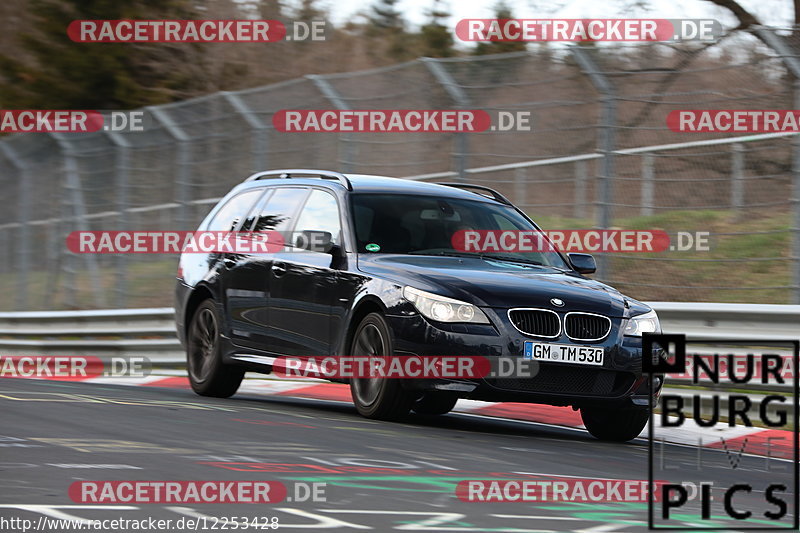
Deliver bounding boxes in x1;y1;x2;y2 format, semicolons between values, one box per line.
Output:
0;0;211;108
420;0;454;57
366;0;417;62
473;1;526;56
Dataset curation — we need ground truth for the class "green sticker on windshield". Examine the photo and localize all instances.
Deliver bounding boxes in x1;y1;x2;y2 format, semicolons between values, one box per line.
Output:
366;243;380;252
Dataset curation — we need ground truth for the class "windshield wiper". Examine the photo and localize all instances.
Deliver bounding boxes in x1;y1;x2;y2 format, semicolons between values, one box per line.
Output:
408;250;477;259
408;250;545;267
479;254;544;267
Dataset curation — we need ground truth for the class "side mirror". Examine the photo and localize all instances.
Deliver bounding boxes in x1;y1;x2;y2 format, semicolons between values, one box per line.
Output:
568;253;596;274
296;230;333;253
329;244;346;270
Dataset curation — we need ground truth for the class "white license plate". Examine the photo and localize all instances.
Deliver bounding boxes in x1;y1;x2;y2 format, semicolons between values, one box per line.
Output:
523;342;604;366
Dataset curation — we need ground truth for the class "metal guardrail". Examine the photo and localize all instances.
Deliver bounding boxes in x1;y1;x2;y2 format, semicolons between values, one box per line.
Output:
0;307;182;363
648;302;800;342
0;304;796;391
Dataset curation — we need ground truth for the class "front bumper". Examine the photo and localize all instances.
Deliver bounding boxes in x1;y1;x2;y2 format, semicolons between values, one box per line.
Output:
386;308;664;408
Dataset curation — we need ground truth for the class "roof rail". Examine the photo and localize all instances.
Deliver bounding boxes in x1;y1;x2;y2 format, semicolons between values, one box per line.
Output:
435;183;512;205
244;169;352;191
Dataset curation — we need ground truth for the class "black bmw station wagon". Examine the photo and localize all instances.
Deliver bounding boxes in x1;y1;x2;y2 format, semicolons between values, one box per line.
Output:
175;169;664;442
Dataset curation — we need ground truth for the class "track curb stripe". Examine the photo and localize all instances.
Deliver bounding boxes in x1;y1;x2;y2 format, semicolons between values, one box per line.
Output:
4;374;788;458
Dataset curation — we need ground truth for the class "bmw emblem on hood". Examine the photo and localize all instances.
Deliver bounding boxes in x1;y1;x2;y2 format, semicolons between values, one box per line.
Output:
550;298;565;307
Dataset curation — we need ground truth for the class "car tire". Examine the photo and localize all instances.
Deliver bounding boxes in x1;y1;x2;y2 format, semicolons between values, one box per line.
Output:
349;312;413;420
412;393;458;415
580;405;649;442
186;299;244;398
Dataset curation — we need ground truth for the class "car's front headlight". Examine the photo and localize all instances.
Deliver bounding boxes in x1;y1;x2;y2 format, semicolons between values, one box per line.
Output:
403;286;490;324
623;309;660;336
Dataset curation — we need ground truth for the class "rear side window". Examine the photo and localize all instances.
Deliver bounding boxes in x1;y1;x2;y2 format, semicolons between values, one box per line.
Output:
294;190;341;245
207;189;263;231
251;187;308;232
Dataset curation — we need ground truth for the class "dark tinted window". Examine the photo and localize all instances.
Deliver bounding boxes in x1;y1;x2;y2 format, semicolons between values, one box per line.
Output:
351;193;568;268
251;187;308;232
207;189;264;232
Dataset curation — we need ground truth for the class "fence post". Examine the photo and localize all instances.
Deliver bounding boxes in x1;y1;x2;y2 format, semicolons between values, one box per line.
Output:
105;131;130;308
572;46;616;279
753;28;800;303
50;133;107;308
0;227;7;275
44;219;58;309
574;159;587;219
641;153;655;217
793;82;800;304
147;106;192;229
514;168;526;206
421;58;471;182
731;143;745;222
222;91;269;172
0;144;30;310
307;75;356;173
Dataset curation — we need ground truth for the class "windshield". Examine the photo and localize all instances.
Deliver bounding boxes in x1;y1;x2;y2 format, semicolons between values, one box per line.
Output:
350;193;570;269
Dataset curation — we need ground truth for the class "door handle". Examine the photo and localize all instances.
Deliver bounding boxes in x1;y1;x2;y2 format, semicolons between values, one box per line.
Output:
272;263;286;277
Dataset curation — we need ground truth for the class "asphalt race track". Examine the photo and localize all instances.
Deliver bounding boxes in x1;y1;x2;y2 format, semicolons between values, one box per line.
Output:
0;377;795;532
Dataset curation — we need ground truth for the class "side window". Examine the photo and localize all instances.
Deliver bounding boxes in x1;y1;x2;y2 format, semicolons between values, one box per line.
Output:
294;190;342;246
251;187;308;232
207;189;264;232
242;189;272;230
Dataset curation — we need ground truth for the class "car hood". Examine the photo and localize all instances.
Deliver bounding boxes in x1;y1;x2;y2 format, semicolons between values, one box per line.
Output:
357;254;628;316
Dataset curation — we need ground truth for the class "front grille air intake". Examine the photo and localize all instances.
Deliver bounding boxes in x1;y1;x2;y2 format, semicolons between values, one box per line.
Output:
508;309;560;338
564;312;611;341
489;368;635;396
